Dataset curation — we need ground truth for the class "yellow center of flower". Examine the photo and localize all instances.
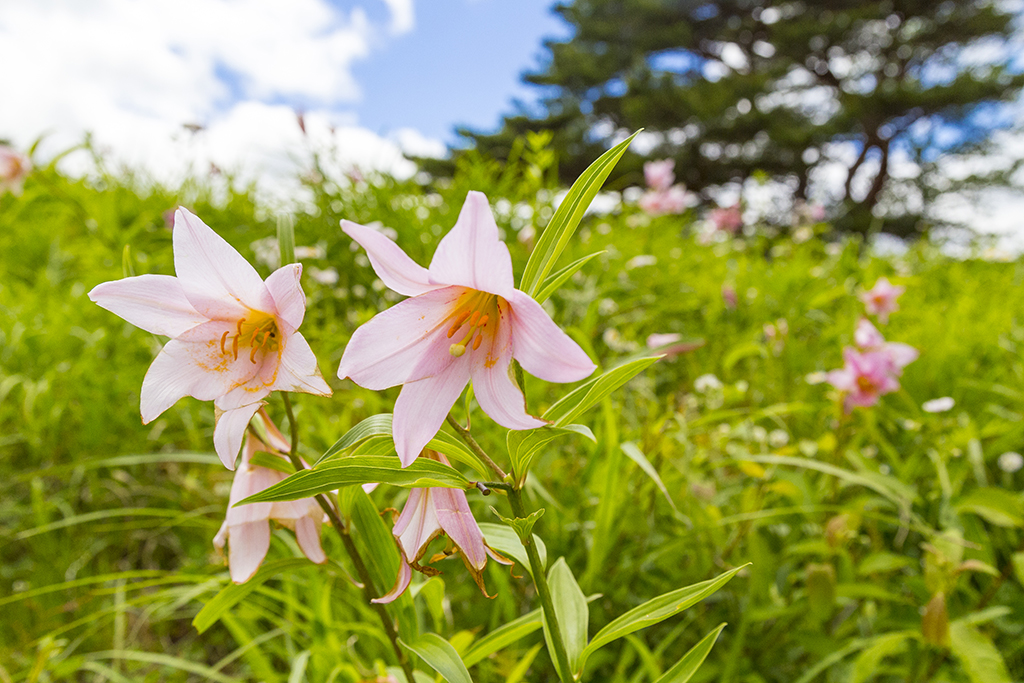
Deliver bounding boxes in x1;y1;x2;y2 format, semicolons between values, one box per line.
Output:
447;291;498;357
219;312;280;363
856;375;875;393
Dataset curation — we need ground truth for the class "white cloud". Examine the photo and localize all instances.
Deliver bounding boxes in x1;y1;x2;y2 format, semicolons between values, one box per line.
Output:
0;0;440;202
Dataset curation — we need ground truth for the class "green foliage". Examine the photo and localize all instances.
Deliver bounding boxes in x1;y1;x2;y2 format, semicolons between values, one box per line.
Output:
4;147;1024;682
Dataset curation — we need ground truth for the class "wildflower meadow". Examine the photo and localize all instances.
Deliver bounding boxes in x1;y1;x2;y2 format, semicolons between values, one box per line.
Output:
2;130;1024;683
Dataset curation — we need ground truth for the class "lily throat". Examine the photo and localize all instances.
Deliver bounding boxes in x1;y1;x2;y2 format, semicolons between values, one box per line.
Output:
220;313;281;363
447;291;499;357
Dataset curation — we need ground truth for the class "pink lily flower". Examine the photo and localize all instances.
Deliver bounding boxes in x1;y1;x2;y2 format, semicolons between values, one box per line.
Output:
643;159;676;191
213;409;326;583
710;204;743;234
373;451;510;603
860;277;904;323
89;207;331;469
337;191;596;466
639;186;688;216
853;318;918;375
0;145;31;196
826;347;901;411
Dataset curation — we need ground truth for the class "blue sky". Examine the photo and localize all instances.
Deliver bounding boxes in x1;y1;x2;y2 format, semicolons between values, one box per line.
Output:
349;0;567;142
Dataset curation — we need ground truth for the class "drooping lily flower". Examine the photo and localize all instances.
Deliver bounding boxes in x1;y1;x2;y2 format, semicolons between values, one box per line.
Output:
89;207;331;469
644;159;676;192
337;191;596;466
373;451;510;603
0;145;31;196
213;409;327;583
853;318;918;375
860;277;904;323
826;347;900;411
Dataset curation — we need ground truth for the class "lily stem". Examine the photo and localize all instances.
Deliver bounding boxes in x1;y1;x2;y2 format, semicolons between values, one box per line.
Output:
507;485;575;683
281;393;415;683
445;414;508;480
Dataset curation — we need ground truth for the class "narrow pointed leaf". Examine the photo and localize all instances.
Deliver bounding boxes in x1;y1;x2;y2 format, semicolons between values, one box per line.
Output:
462;608;543;667
543;558;588;678
520;131;640;296
236;456;470;506
193;558;312;633
507;424;595;481
400;633;473;683
621;442;679;515
317;414;394;464
534;251;606;304
652;624;727;683
543;357;660;426
578;565;745;672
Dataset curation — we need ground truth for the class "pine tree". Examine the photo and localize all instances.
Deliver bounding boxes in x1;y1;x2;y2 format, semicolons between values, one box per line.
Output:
443;0;1023;236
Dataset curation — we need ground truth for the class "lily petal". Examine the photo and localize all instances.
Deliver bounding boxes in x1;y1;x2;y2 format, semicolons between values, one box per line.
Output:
273;333;332;396
432;486;488;571
393;487;443;562
264;263;305;330
173;208;268;320
140;335;260;423
508;290;596;383
88;274;206;337
342;220;438;297
228;521;271;584
371;550;413;604
214;402;263;470
428;192;515;299
393;360;472;467
338;286;463;390
294;516;327;564
471;300;545;430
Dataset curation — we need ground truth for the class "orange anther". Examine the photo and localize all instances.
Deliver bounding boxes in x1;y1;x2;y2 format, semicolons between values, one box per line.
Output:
472;333;483;350
249;344;259;363
232;334;239;360
220;330;230;354
478;314;489;327
470;311;481;326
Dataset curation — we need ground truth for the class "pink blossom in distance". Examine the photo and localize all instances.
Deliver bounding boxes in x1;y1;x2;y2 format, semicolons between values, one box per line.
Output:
0;146;31;195
639;185;688;216
722;284;738;309
373;451;510;603
644;159;675;191
89;208;331;469
827;348;901;411
337;192;596;466
646;333;702;358
853;318;918;375
213;410;326;583
710;204;743;234
860;277;904;323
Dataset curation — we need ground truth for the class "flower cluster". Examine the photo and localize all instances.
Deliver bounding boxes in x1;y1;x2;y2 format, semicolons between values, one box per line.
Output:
709;204;743;234
827;318;918;411
91;193;595;595
638;159;689;216
860;277;904;324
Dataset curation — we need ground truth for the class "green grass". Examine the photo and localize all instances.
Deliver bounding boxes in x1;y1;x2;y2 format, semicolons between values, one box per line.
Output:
2;147;1023;682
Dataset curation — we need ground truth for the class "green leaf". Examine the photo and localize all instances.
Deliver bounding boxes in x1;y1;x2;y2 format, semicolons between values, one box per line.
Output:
317;415;488;477
236;456;470;505
534;251;606;304
507;424;596;482
277;214;296;265
248;451;295;475
461;608;543;668
492;507;545;545
652;623;727;683
542;357;661;427
949;621;1013;683
400;633;473;683
317;414;394;464
477;522;547;580
621;442;679;515
578;565;745;674
850;632;915;683
519;130;640;296
953;488;1024;527
543;558;589;679
193;558;312;633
